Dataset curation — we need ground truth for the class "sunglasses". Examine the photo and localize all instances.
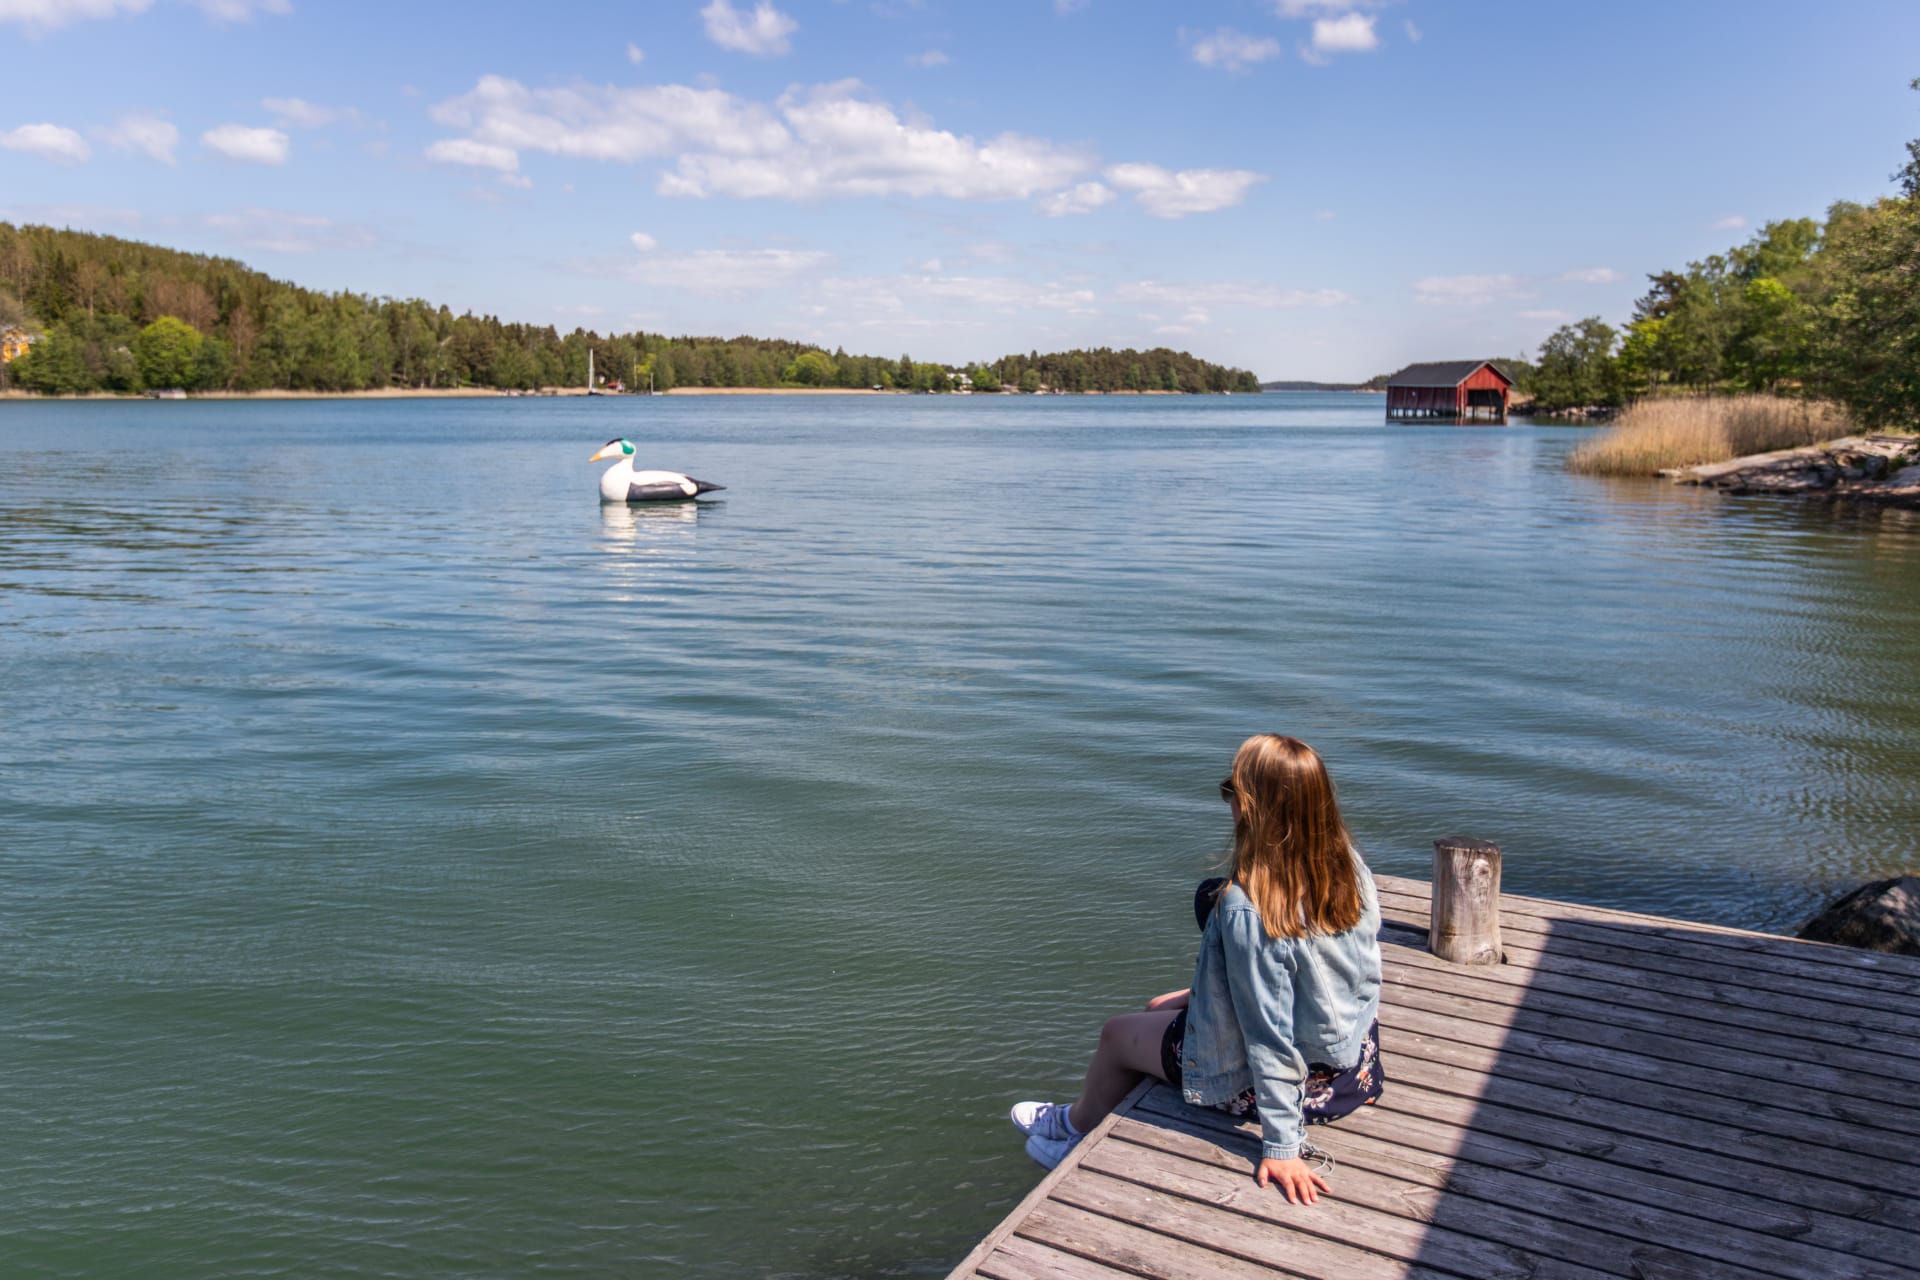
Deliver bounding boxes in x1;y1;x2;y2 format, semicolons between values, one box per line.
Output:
1219;777;1236;803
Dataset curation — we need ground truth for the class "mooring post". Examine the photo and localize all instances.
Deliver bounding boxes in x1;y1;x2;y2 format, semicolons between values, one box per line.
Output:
1431;837;1503;965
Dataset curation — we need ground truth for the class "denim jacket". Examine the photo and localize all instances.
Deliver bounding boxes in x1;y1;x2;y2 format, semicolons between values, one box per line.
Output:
1179;861;1382;1161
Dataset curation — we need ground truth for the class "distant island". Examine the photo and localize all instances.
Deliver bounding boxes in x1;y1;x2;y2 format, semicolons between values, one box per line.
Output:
0;223;1259;398
1260;378;1386;393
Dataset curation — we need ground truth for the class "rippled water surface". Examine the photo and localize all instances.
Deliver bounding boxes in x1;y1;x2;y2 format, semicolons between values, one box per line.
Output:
3;394;1918;1276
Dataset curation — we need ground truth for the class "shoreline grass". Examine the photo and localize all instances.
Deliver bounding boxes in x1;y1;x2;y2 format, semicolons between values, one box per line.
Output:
1567;395;1855;476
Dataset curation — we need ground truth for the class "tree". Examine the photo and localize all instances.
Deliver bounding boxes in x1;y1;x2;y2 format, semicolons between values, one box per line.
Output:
133;315;204;389
968;363;1001;392
1532;317;1620;409
783;349;836;385
1018;367;1043;393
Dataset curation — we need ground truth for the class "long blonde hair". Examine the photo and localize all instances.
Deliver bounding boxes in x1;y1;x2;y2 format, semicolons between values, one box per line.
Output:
1221;734;1364;939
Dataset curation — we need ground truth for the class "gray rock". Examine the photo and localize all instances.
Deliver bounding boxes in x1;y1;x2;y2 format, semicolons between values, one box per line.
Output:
1797;876;1920;955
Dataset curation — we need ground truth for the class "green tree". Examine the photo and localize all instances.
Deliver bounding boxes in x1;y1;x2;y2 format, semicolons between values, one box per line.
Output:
783;349;837;385
1018;367;1042;393
1533;317;1620;409
133;315;204;390
968;363;1001;392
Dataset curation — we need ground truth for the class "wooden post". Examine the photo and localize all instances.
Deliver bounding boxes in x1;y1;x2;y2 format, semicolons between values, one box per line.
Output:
1431;837;1502;965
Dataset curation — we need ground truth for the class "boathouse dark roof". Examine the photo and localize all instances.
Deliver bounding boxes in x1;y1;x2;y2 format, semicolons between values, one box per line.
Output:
1385;360;1515;389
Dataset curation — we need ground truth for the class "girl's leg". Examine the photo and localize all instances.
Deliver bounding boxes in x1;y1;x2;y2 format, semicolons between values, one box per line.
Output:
1067;1008;1180;1133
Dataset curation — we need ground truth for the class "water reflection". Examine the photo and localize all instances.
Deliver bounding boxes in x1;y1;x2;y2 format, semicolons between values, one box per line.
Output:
596;500;703;599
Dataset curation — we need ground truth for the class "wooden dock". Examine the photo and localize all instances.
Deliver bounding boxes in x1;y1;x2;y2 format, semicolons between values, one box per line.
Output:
950;872;1920;1280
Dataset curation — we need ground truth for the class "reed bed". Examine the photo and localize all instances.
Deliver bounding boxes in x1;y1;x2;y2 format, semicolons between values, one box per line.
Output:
1567;395;1853;476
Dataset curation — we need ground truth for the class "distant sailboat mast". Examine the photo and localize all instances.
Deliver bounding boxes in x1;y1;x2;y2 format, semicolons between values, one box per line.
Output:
588;347;594;395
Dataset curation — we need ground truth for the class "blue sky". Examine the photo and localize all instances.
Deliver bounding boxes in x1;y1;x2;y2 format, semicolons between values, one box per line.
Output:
2;0;1915;380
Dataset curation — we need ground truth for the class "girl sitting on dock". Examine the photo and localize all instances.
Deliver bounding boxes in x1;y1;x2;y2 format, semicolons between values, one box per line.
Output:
1011;733;1384;1205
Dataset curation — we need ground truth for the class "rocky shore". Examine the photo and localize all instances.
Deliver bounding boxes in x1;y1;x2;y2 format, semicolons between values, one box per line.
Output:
1662;434;1920;509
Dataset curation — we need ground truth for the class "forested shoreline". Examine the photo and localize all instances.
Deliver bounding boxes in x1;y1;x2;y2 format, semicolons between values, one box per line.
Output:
1518;83;1920;428
0;224;1258;398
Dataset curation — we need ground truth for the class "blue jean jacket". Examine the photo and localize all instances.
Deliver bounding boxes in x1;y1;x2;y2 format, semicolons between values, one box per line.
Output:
1179;863;1382;1160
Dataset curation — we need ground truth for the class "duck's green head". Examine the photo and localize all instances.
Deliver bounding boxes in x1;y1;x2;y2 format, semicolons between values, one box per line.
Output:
588;438;636;462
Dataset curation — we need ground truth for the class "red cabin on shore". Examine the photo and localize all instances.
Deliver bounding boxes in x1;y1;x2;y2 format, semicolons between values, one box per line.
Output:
1385;360;1514;423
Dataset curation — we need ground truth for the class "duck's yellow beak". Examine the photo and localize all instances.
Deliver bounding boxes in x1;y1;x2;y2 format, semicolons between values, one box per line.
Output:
588;444;621;462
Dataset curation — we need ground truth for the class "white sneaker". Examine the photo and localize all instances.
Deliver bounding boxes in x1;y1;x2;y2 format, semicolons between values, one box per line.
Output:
1024;1129;1080;1169
1009;1101;1075;1141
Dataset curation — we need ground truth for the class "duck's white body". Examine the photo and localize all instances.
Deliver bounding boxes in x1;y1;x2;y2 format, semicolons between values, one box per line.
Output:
590;440;725;503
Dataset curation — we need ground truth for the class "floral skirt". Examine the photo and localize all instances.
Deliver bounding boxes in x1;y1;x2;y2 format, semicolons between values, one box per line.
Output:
1160;1012;1384;1125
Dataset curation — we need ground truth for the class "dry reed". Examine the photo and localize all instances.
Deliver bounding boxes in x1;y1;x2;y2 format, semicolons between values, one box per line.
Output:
1566;395;1854;476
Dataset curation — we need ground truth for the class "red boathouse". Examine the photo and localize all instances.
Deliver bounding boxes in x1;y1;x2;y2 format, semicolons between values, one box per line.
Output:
1385;360;1514;423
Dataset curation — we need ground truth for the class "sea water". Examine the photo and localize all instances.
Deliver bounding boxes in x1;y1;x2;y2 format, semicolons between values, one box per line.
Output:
3;393;1917;1275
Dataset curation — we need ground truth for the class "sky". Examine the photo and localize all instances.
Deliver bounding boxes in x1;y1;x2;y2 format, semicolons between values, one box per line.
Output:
2;0;1916;381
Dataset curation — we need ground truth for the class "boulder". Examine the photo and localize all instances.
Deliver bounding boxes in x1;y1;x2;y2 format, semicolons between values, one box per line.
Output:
1797;876;1920;955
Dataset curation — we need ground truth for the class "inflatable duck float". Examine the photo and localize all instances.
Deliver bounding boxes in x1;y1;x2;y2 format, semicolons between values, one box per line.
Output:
589;439;726;503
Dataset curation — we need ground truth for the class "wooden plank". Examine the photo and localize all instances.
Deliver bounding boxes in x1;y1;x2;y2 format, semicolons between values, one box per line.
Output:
1379;955;1920;1113
1379;914;1920;1041
1014;1200;1310;1280
1378;1043;1913;1206
975;1234;1145;1280
1092;1116;1614;1280
1053;1167;1448;1280
1375;878;1920;991
1098;1112;1757;1279
947;1080;1153;1280
1090;1120;1551;1280
1378;1028;1919;1190
1336;1083;1920;1267
1127;1091;1920;1279
1376;920;1920;1062
1382;988;1920;1152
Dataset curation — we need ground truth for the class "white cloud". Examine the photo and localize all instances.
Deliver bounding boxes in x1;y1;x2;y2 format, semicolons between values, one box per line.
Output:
907;49;948;66
617;247;829;295
0;123;91;165
0;0;150;30
1403;19;1421;42
201;207;374;254
100;113;177;163
1413;273;1525;305
202;124;290;165
664;83;1089;200
1185;27;1283;72
1311;13;1377;54
1713;214;1747;230
0;201;142;228
1104;163;1264;218
1558;267;1623;284
1054;0;1087;13
701;0;796;56
429;76;1089;203
262;97;347;128
1312;209;1335;221
426;137;520;172
1036;181;1115;217
627;42;645;64
1519;309;1572;322
629;231;658;251
1116;280;1351;310
497;172;533;190
1271;0;1386;16
193;0;291;18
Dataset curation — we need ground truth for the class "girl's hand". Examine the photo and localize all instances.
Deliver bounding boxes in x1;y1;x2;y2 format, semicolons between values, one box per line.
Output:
1144;988;1190;1011
1257;1157;1329;1205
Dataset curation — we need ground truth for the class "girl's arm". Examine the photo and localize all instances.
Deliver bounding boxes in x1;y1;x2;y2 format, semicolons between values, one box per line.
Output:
1217;907;1314;1186
1144;988;1190;1011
